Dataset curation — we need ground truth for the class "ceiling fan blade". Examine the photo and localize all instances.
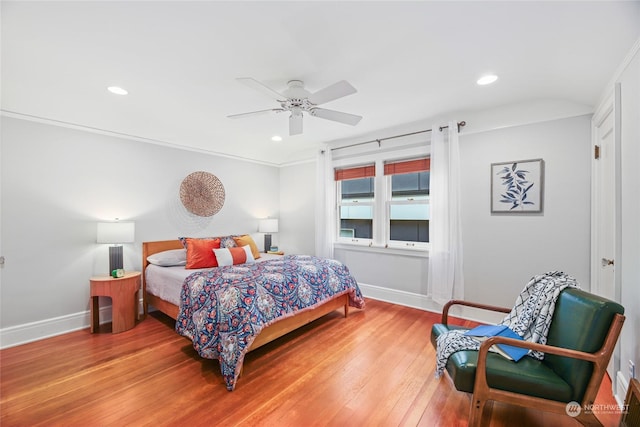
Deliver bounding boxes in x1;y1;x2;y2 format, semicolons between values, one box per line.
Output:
227;108;284;119
311;108;362;126
308;80;357;105
289;113;303;135
237;77;285;101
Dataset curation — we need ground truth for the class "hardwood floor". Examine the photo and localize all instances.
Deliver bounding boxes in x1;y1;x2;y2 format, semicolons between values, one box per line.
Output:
0;299;621;426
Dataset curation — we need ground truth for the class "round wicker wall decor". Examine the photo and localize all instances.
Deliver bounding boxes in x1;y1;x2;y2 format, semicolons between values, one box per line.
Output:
179;171;225;217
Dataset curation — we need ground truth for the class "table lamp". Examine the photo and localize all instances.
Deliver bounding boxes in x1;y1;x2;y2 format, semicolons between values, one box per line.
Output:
258;218;278;252
97;221;135;274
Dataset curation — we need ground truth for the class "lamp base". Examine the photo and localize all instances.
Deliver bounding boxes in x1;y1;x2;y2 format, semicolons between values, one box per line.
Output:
109;245;124;274
264;234;272;253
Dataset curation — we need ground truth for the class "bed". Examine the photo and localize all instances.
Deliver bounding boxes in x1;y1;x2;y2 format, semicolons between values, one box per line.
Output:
142;239;365;390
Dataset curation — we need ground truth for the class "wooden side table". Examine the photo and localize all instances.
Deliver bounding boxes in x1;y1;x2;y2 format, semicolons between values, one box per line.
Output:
90;271;141;334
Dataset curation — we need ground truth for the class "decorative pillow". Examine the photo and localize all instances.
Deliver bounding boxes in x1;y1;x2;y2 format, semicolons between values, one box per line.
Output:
185;238;221;269
213;245;255;267
233;234;261;259
220;235;238;249
146;249;187;267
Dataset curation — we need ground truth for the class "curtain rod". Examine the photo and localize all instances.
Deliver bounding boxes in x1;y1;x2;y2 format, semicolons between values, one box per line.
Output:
330;120;466;152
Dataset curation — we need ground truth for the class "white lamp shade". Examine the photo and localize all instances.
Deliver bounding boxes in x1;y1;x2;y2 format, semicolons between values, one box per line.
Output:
258;218;278;233
97;222;135;244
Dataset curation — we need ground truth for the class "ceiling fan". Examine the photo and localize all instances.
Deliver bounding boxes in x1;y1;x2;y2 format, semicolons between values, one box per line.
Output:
227;78;362;136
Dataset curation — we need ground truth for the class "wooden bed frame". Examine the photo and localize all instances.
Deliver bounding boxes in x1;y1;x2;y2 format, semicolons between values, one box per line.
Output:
142;240;350;352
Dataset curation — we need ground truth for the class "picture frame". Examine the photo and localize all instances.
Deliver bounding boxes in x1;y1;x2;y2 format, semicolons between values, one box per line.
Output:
491;158;544;213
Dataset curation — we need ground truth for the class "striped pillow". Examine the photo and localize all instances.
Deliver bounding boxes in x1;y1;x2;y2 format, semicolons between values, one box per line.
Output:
213;245;255;267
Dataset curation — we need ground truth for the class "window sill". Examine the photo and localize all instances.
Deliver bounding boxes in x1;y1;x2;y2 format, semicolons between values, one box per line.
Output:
333;242;429;258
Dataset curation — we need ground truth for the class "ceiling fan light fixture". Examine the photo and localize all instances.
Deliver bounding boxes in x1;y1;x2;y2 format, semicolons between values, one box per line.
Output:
477;74;498;86
271;135;282;142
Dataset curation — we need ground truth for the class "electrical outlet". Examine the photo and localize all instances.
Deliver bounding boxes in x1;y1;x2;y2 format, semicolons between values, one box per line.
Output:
630;360;636;379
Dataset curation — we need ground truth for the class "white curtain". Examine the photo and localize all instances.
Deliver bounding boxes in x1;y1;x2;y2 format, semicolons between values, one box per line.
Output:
315;146;335;258
428;121;464;305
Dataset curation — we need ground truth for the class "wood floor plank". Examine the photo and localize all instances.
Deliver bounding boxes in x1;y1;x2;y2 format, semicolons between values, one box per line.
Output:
0;299;621;426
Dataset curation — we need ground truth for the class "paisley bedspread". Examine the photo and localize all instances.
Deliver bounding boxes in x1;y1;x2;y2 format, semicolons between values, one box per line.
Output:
175;255;365;390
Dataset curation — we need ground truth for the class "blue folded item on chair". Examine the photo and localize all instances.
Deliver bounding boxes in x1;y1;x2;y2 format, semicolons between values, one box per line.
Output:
464;324;529;361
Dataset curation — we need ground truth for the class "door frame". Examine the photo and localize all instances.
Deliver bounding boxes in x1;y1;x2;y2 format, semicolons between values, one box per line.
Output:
590;85;623;386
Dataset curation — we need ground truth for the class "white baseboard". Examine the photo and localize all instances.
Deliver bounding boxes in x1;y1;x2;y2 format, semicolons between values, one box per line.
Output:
358;283;442;313
358;282;505;325
0;300;145;350
1;308;103;349
616;370;629;406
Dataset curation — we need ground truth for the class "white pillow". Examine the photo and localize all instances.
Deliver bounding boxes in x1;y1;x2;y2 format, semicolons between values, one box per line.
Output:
146;249;187;267
213;245;255;267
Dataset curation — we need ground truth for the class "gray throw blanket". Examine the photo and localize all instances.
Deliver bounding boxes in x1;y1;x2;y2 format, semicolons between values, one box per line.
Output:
435;271;579;378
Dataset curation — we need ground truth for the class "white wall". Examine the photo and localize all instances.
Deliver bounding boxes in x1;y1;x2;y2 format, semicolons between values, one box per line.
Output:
278;161;316;256
333;246;431;310
460;116;592;306
0;116;279;346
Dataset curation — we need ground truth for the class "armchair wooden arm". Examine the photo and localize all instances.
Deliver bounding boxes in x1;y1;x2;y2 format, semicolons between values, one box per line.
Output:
441;299;511;324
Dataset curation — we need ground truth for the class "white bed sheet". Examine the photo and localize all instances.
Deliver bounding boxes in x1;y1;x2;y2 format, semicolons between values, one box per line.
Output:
145;253;284;307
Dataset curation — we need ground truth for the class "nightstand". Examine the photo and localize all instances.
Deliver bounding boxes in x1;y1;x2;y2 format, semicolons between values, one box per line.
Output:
90;271;141;334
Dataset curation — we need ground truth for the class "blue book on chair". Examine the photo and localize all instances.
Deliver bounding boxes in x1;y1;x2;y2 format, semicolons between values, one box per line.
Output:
464;325;529;362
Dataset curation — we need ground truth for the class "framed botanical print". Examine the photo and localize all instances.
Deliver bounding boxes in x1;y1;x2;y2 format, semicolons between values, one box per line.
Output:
491;159;544;213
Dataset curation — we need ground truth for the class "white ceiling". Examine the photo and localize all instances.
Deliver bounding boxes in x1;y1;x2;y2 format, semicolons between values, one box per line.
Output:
2;1;639;166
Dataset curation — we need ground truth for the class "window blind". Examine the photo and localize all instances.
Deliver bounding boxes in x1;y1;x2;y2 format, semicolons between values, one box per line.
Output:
384;158;430;175
334;164;375;181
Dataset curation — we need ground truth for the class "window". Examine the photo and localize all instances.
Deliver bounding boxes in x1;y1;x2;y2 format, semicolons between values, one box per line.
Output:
385;158;430;247
334;157;430;249
335;165;375;242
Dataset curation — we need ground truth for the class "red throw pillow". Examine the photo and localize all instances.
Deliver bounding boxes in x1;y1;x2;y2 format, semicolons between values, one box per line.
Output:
185;238;221;269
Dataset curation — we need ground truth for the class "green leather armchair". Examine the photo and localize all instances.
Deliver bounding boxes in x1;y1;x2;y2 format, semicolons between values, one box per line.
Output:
431;288;625;426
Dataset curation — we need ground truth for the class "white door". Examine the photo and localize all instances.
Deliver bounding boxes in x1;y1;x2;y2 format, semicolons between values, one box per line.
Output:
591;93;619;382
593;107;616;302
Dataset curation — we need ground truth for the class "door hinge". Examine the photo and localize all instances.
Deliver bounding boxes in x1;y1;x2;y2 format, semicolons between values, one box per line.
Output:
594;145;601;160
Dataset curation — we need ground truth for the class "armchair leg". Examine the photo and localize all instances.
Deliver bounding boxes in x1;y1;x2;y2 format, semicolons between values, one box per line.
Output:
468;395;487;427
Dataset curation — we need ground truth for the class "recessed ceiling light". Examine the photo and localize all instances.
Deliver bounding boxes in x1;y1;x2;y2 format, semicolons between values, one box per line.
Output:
107;86;128;95
477;75;498;86
271;135;283;142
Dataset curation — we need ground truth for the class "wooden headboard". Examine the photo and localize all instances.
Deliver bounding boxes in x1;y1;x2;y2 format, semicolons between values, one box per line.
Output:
141;240;184;315
142;239;184;272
